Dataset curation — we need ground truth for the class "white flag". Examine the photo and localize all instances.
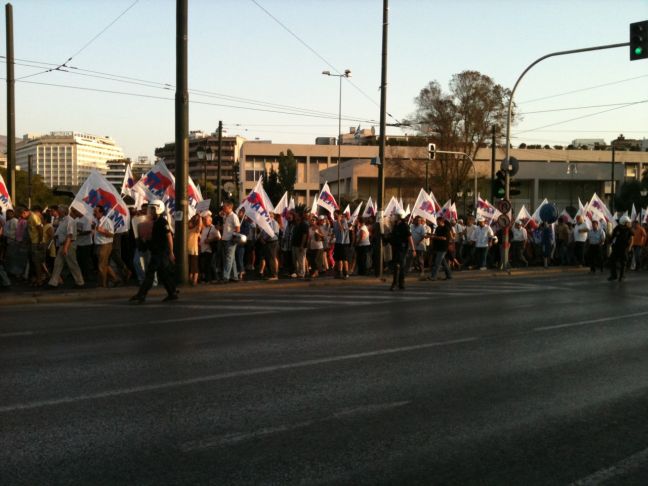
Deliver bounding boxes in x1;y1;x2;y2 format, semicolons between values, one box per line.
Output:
240;178;275;238
0;173;13;212
362;197;376;218
133;160;175;202
310;194;319;215
342;204;351;218
411;188;437;225
317;181;339;216
72;170;130;234
120;163;135;198
383;196;400;218
349;202;363;224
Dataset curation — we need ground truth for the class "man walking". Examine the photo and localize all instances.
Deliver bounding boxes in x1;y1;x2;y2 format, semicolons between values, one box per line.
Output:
608;215;633;282
390;209;416;290
47;205;84;289
428;216;452;281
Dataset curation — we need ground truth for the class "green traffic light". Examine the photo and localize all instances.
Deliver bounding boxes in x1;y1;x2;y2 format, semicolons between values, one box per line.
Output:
635;46;644;56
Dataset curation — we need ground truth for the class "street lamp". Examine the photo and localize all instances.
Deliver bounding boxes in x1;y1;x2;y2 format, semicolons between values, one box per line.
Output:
196;144;216;193
322;68;351;202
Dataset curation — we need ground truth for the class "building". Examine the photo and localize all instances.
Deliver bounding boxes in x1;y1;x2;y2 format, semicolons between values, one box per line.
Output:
15;132;125;188
320;146;648;213
105;159;130;189
154;130;246;194
571;138;606;149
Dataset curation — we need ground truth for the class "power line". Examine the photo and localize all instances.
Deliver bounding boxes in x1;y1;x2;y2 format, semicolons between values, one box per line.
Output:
518;74;648;104
249;0;403;124
515;99;648;135
519;100;648;115
15;0;140;81
13;79;380;124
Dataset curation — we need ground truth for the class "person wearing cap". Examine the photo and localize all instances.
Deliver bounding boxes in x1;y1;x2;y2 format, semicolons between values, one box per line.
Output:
511;220;528;267
389;208;416;290
130;199;178;303
586;219;606;273
608;215;633;282
470;216;494;270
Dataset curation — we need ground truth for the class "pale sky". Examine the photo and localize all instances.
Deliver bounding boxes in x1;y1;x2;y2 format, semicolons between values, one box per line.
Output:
1;0;647;160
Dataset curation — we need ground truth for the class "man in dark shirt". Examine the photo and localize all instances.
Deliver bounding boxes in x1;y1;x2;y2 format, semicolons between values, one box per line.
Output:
290;212;309;278
428;216;452;281
389;209;416;290
130;200;178;303
608;215;633;282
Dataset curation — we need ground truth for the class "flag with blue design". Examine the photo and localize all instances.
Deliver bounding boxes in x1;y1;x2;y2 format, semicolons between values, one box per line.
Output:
317;182;339;216
0;173;13;212
72;170;130;233
120;163;135;198
240;178;275;238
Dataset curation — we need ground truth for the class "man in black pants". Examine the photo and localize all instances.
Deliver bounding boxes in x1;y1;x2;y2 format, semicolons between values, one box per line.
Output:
130;199;178;303
608;215;633;282
390;209;416;291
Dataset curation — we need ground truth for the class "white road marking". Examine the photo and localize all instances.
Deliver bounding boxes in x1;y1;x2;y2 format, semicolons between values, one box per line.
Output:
534;311;648;332
0;337;477;414
181;400;411;451
569;446;648;485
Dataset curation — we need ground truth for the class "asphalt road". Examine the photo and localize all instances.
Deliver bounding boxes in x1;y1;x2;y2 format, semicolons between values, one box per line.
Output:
2;271;648;485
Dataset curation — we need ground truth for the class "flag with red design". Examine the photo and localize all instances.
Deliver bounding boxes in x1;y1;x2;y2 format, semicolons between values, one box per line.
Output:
317;182;339;216
0;173;13;212
72;170;130;233
411;188;437;225
240;178;275;237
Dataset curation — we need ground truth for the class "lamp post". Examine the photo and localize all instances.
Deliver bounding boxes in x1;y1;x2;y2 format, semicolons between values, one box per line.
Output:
322;68;351;202
196;145;208;189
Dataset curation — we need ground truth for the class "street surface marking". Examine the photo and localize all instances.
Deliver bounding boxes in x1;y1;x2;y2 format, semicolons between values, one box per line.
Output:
570;446;648;485
181;401;410;451
0;337;477;414
534;311;648;332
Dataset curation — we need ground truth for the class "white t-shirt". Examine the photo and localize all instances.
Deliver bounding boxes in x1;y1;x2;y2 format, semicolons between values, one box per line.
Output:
54;215;76;246
573;222;588;243
200;225;221;253
356;224;371;247
222;212;240;241
94;216;114;246
512;226;527;242
471;225;494;248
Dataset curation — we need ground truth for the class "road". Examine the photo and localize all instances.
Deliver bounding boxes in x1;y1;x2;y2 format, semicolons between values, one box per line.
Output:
2;272;648;485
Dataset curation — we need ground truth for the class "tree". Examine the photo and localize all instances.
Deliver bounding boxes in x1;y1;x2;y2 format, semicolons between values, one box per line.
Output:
614;180;643;212
409;70;515;199
518;143;527;149
0;168;68;208
263;167;283;205
278;149;297;195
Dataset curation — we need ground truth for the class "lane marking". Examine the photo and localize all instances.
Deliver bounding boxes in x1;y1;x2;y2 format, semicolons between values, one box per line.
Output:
570;446;648;485
0;337;477;414
181;400;410;451
534;311;648;332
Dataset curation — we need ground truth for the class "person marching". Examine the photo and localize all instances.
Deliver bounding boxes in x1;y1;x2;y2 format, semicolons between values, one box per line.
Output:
130;200;178;303
608;215;633;282
390;209;416;291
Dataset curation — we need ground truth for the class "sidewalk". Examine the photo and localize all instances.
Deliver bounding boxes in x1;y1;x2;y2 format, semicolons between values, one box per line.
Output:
0;266;589;307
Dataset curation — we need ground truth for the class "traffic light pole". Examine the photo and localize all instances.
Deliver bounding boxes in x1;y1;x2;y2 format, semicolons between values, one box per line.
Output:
503;41;628;271
376;0;388;279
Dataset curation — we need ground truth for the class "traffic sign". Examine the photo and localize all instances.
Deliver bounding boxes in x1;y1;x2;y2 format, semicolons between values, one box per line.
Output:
497;199;512;214
500;156;519;177
498;214;511;227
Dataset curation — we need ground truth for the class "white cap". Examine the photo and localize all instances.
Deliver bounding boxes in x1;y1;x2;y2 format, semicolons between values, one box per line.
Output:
396;208;407;218
200;210;212;218
620;215;631;224
150;199;165;216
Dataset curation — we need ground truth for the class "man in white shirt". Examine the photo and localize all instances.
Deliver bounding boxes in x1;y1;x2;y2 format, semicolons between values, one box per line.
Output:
221;200;241;282
470;217;494;270
47;205;84;288
572;215;589;266
511;220;528;267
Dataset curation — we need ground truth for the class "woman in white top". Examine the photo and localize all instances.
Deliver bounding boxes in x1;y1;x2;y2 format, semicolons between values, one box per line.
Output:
355;218;371;276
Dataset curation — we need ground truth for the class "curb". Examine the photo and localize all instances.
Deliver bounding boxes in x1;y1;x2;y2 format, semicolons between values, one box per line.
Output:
0;267;589;307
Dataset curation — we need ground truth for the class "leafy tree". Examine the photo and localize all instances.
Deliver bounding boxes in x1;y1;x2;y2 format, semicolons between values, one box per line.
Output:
553;145;564;150
264;167;283;205
278;149;297;195
0;168;68;208
543;144;551;149
518;143;527;149
614;180;643;212
409;70;515;199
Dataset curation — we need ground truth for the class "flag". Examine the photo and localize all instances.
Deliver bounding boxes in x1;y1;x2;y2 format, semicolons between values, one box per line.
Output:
428;190;442;213
342;204;351;219
588;193;614;225
405;204;412;218
317;182;339;216
240;178;276;238
450;202;458;221
476;195;500;225
0;173;13;212
438;199;454;220
362;197;376;218
516;205;532;225
289;196;295;211
559;209;573;224
133;160;175;202
349;202;363;224
274;191;290;226
310;194;319;215
631;204;638;222
72;170;130;234
383;196;401;218
529;198;549;227
411;188;437;225
187;176;203;218
120;163;135;198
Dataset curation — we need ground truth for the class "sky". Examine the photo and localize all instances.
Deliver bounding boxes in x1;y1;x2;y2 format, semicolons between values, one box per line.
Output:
1;0;647;161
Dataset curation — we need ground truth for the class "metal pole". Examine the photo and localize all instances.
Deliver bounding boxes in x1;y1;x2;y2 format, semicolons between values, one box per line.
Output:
425;159;429;193
337;76;342;202
174;0;189;285
503;41;628;271
27;154;32;208
376;0;388;279
5;3;16;200
490;125;496;201
611;146;616;212
217;120;223;208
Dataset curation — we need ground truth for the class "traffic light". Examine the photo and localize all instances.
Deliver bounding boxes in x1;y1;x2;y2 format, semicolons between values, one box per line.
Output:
493;170;506;199
509;179;521;197
427;143;436;160
630;20;648;61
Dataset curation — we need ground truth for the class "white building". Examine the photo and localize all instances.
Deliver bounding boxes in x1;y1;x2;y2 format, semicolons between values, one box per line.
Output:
15;132;125;188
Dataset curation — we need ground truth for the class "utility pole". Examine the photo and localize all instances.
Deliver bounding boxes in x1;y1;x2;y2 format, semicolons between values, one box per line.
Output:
611;146;616;212
27;154;32;208
174;0;189;285
490;125;496;201
217;120;223;208
376;0;388;279
5;3;16;200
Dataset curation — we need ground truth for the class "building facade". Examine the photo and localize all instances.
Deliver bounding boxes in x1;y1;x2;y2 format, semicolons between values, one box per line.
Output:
15;132;125;188
154;130;245;194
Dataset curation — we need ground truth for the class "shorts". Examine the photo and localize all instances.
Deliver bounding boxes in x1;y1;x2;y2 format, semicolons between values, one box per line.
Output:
334;243;350;262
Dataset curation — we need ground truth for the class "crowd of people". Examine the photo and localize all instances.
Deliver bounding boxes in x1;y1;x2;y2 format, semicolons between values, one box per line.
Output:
0;199;643;295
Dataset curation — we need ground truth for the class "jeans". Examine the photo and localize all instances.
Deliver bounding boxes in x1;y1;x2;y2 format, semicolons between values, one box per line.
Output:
134;248;157;286
222;241;238;281
430;250;451;279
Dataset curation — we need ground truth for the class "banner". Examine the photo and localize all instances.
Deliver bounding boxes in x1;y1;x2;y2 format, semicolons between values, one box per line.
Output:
240;178;276;238
515;205;532;225
411;188;437;225
317;181;339;216
72;170;130;233
0;173;13;212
